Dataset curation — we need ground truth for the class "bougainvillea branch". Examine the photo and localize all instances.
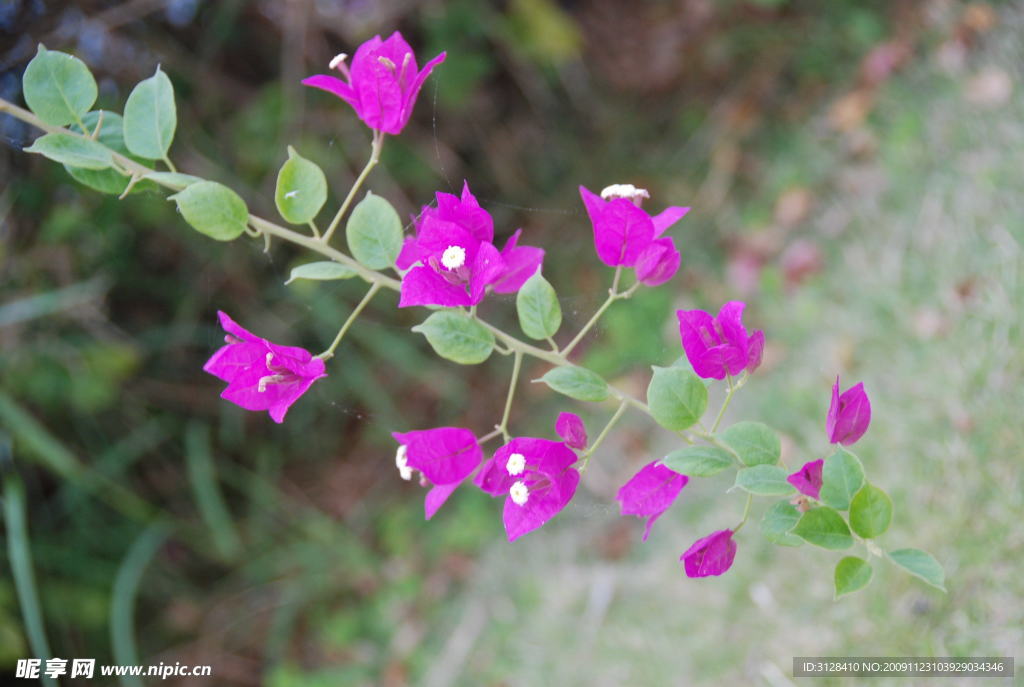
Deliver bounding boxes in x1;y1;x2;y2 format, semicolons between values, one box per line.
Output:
6;36;947;596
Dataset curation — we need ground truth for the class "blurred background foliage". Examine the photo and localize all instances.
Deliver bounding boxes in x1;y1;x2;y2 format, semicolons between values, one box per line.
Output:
1;0;1022;685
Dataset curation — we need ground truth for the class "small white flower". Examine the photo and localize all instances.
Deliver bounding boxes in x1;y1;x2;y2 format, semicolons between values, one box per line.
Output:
509;480;529;506
600;183;650;202
395;445;413;481
506;452;526;476
441;244;467;270
329;53;348;70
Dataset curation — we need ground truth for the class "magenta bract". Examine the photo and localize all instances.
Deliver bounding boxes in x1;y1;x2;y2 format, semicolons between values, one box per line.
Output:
787;458;824;499
203;311;326;423
397;182;543;308
635;237;681;286
474;437;579;541
680;529;737;578
826;377;871;445
392;427;482;520
616;461;689;541
676;301;765;380
555;412;588;450
302;32;446;135
578;185;689;285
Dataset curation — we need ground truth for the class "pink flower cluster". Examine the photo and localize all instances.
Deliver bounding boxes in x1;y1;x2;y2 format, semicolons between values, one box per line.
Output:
390;413;589;541
198;31;880;581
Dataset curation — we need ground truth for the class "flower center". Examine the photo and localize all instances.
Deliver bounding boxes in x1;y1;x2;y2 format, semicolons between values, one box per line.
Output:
509;480;529;506
506;453;526;476
329;53;348;70
395;445;413;481
600;183;650;205
441;244;467;270
257;353;297;392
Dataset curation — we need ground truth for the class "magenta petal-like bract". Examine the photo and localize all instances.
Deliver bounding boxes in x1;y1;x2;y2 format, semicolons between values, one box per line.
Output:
492;229;545;294
787;459;824;499
635;237;681;286
555;412;588;450
203;311;326;423
391;427;481;486
616;461;689;541
651;206;691;236
677;301;765;380
302;32;445;135
392;427;482;520
474;437;579;541
398;182;543;307
579;186;655;267
680;529;737;578
826;377;872;445
424;482;459;520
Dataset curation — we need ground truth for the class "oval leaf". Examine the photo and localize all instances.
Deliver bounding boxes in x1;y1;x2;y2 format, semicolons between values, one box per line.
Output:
65;111;142;194
646;366;707;431
734;464;795;496
275;146;328;224
662;445;734;477
819;448;865;511
25;132;112;170
761;501;803;547
792;506;853;550
123;67;177;159
22;44;97;127
516;271;561;340
834;556;873;598
346;191;403;269
411;311;494;365
537;366;608;402
285;261;357;285
888;548;946;592
170;181;248;241
849;484;893;539
718;421;780;467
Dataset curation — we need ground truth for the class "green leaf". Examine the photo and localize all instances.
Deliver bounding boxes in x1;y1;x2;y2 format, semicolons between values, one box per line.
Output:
123;67;177;159
849;484;893;539
734;464;795;496
22;44;97;127
662;445;733;477
64;111;146;194
834;556;873;598
516;271;561;340
144;172;202;190
718;421;780;466
285;261;358;285
411;312;494;365
24;132;112;170
888;548;946;592
346;191;403;269
169;181;248;241
761;501;803;547
819;448;865;511
537;366;608;402
275;146;328;224
646;366;707;431
792;506;853;550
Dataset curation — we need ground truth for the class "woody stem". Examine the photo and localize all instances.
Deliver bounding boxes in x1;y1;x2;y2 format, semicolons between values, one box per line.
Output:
579;399;629;472
497;351;523;442
321;129;384;245
316;282;381;360
733;493;753;533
